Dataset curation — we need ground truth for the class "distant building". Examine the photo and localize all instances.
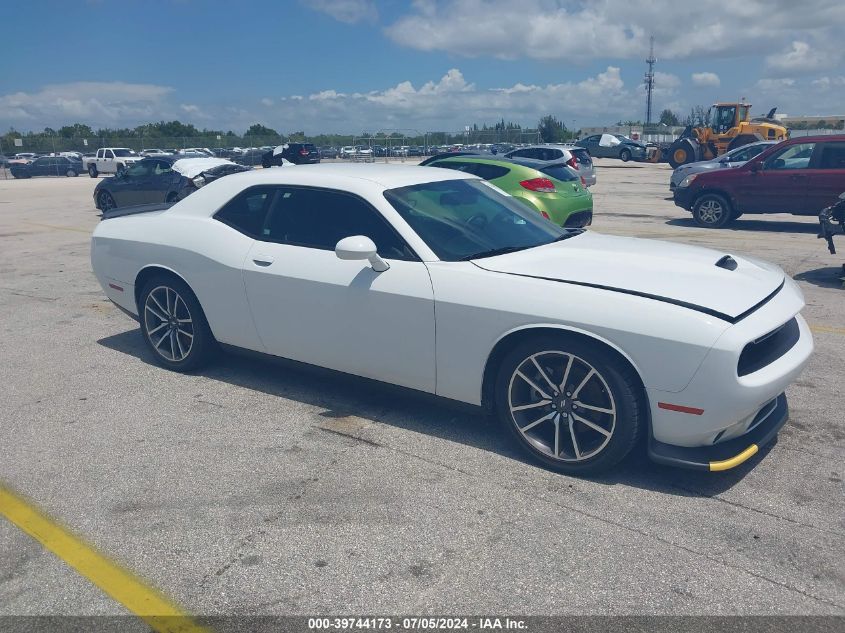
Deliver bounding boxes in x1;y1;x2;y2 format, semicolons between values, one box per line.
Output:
775;114;845;129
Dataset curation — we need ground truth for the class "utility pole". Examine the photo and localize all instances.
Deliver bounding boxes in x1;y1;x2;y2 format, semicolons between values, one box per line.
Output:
644;35;656;128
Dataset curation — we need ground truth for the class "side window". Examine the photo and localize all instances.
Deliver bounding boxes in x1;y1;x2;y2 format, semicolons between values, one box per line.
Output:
263;188;415;261
471;163;510;180
106;150;115;159
152;160;174;176
817;143;845;170
125;160;152;179
766;143;815;170
213;186;275;238
508;149;531;158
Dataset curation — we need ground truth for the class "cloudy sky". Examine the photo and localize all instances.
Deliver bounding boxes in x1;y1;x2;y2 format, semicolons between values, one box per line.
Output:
2;0;844;134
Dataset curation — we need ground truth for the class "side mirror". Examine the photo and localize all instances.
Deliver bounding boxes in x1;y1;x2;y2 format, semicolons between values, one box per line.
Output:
335;235;390;272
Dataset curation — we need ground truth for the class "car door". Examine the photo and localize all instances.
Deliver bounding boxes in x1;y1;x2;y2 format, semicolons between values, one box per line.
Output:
30;157;49;176
581;136;603;157
115;160;154;206
148;160;180;201
241;186;436;392
739;142;814;214
804;141;845;215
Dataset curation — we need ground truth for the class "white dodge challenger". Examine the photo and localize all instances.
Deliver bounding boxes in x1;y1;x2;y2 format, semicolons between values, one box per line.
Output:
91;164;813;474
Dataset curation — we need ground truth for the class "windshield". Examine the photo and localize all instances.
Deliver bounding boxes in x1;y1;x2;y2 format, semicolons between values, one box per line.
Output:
113;149;137;157
384;179;578;261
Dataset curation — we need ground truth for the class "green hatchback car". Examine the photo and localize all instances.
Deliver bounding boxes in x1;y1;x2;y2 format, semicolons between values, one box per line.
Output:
425;155;593;227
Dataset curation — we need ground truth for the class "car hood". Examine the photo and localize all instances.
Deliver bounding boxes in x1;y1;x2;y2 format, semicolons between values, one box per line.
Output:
472;232;785;321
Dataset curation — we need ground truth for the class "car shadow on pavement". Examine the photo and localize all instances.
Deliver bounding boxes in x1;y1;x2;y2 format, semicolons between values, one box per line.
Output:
666;217;820;234
98;329;760;497
793;266;845;288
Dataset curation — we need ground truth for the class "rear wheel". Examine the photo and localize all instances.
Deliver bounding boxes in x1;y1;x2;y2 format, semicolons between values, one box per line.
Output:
88;164;98;178
494;335;643;475
693;193;734;228
139;275;215;372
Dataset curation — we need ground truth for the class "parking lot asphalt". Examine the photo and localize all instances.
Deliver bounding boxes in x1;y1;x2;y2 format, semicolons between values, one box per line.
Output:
0;160;843;618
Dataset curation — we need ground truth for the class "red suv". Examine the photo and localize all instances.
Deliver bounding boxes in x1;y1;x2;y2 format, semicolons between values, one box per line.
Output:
673;135;845;228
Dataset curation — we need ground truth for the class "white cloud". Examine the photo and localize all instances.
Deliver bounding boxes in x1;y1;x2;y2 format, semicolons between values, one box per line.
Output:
304;0;377;23
691;72;720;87
0;82;173;128
755;78;796;91
811;76;845;91
766;40;831;74
260;98;274;106
259;67;635;132
385;0;845;64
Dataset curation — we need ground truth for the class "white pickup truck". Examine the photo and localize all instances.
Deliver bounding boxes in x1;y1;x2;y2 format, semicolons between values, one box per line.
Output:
84;148;143;178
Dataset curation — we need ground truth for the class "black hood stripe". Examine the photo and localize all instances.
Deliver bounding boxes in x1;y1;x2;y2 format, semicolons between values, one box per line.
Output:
473;265;784;324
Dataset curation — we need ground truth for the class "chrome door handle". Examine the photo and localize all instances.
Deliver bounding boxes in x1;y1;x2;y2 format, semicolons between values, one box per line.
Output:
252;255;274;266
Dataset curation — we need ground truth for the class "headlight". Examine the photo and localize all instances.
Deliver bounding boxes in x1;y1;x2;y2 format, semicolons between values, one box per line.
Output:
678;174;699;188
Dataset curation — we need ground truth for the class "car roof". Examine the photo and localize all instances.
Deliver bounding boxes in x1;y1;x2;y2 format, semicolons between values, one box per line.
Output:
170;164;479;218
783;134;845;143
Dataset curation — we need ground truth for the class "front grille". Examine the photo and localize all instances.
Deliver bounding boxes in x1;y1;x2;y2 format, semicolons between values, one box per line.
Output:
738;318;800;376
564;210;593;228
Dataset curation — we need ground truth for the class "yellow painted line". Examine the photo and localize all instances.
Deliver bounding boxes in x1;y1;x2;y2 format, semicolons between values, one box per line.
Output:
709;444;759;472
809;325;845;336
0;485;209;633
24;221;91;234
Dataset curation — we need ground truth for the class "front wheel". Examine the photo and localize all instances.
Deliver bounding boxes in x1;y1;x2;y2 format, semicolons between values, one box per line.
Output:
693;193;734;228
668;142;697;168
88;165;98;178
619;149;631;162
494;335;643;475
139;275;215;372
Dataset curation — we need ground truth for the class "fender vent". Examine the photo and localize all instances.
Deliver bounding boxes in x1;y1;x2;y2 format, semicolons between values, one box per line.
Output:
715;255;738;271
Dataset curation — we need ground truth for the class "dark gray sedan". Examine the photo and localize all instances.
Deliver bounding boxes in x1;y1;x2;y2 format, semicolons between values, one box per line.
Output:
93;156;249;211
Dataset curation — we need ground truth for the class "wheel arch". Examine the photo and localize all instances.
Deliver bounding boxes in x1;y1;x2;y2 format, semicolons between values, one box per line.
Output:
480;324;648;414
133;264;194;314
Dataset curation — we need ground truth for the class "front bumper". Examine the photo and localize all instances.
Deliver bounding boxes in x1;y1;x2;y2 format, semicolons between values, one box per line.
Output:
673;187;695;210
648;393;788;471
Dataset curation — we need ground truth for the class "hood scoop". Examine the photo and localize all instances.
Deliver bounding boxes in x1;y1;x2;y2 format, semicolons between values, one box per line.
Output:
715;255;738;271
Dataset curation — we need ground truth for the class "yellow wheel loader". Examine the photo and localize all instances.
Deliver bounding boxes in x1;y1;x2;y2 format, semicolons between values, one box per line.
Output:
667;103;788;168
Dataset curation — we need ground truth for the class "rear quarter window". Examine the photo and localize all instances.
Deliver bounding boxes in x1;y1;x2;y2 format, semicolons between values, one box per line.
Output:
817;142;845;169
540;165;578;182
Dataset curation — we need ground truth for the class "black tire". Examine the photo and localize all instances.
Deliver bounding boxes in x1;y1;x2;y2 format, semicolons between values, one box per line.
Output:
115;163;125;176
668;141;697;168
692;193;734;228
66;169;78;177
494;334;643;475
619;148;631;162
88;164;98;178
97;191;116;212
138;274;215;372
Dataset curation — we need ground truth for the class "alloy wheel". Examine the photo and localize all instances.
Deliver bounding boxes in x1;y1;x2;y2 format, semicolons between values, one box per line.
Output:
143;285;194;362
697;199;723;224
507;351;616;462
